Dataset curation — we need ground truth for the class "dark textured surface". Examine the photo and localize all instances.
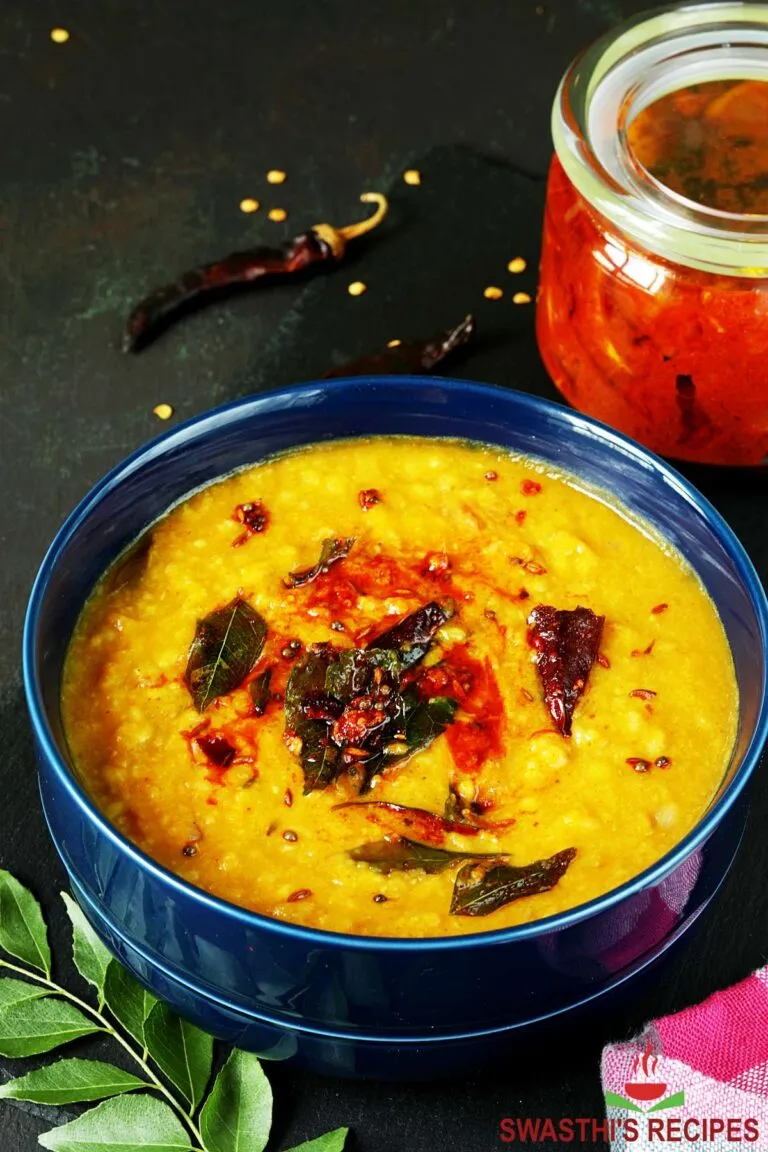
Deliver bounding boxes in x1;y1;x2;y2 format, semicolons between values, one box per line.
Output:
2;1;767;1149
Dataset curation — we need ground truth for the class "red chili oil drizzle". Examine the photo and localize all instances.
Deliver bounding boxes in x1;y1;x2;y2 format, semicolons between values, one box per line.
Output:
417;643;504;775
419;551;452;581
521;479;542;496
515;510;527;525
631;640;656;658
301;545;463;630
652;603;669;615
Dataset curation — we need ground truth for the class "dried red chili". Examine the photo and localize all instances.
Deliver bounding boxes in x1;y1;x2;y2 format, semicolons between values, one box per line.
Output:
528;605;604;737
332;800;481;844
124;193;388;352
359;488;382;511
232;501;269;547
324;314;475;378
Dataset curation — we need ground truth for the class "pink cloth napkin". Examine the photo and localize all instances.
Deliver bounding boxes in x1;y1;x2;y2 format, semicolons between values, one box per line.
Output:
602;966;768;1150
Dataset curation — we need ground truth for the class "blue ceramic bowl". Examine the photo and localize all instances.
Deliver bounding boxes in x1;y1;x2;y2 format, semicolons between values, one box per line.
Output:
24;378;768;1079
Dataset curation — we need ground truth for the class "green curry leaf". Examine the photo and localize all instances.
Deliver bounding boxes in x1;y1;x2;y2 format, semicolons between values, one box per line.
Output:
199;1048;273;1152
61;893;112;1007
286;1129;349;1152
103;961;157;1048
0;869;51;976
0;976;50;1010
37;1093;194;1151
0;1058;147;1105
143;1000;213;1112
0;996;101;1058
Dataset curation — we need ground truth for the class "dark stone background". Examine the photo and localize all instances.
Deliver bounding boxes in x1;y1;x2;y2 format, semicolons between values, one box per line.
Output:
1;1;766;1149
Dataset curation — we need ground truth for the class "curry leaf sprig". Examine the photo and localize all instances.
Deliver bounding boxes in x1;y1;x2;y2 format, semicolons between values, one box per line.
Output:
0;870;348;1152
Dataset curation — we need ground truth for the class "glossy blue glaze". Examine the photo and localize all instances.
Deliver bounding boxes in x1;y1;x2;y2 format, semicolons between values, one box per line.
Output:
24;379;768;1077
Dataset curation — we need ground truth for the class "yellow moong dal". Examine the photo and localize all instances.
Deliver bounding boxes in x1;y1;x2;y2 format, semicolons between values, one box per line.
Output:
61;437;737;937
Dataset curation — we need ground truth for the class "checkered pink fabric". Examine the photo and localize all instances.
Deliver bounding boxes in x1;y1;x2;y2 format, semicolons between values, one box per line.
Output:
602;966;768;1149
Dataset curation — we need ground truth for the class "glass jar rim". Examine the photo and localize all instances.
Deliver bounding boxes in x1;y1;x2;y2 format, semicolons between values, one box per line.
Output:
552;1;768;275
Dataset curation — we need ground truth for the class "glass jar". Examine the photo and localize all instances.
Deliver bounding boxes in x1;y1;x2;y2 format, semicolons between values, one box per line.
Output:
537;2;768;467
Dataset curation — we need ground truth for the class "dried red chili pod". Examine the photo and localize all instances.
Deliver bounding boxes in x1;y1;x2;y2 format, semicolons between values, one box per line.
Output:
124;193;389;352
528;604;604;737
324;314;476;378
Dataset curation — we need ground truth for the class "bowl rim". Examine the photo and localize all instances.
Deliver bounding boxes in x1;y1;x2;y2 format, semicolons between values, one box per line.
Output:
23;376;768;953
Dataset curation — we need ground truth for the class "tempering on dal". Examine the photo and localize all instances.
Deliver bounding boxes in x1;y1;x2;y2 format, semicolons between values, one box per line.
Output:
61;438;737;937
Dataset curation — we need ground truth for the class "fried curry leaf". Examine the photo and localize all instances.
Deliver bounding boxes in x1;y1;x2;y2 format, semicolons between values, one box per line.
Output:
528;605;604;736
367;599;454;668
401;693;458;754
325;648;401;700
354;691;457;793
184;597;267;712
284;537;355;588
284;645;336;731
285;646;343;794
349;837;501;875
297;720;342;794
450;847;577;917
285;646;458;794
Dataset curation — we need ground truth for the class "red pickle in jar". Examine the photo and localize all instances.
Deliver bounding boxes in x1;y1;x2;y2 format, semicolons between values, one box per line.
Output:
536;3;768;467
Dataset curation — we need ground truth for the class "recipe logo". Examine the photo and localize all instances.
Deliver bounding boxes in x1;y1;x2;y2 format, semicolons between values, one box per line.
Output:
604;1039;684;1114
499;1042;760;1144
